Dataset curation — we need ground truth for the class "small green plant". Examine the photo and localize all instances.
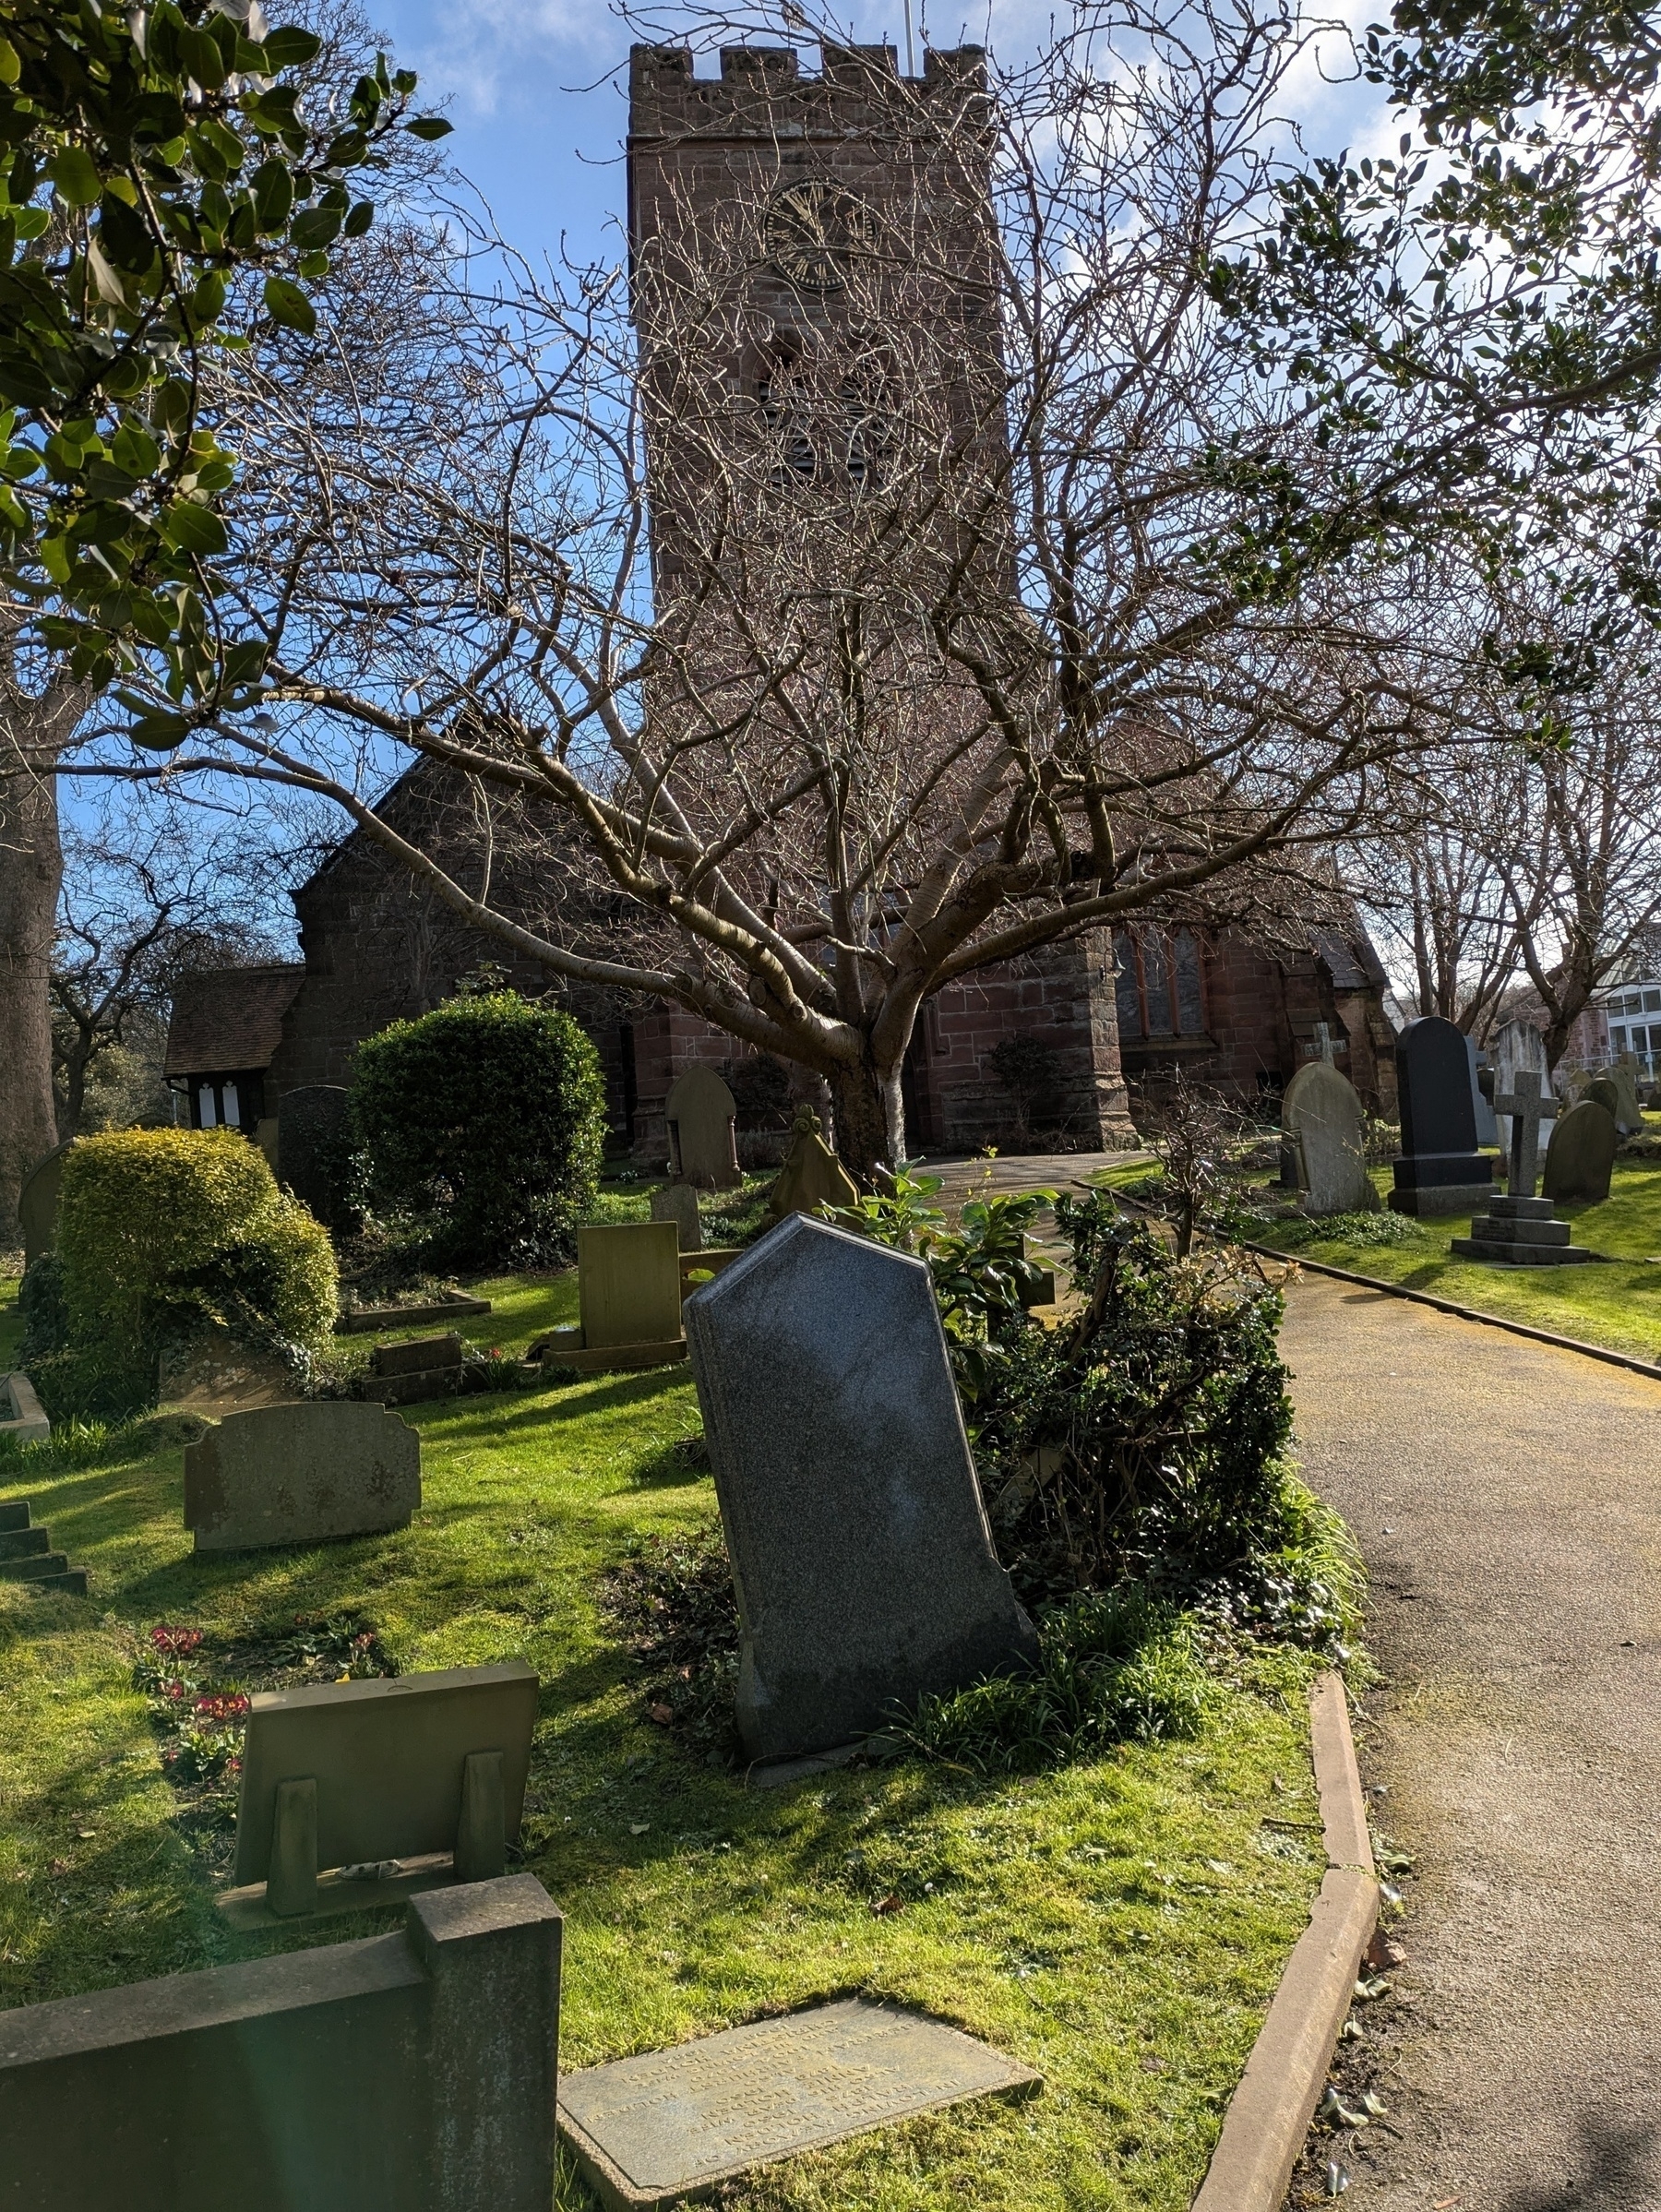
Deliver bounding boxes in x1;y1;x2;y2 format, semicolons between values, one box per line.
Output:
351;991;607;1268
1280;1209;1421;1249
890;1585;1214;1773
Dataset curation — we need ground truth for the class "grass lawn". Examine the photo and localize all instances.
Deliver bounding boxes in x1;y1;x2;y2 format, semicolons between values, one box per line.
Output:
1249;1157;1661;1365
0;1297;1334;2211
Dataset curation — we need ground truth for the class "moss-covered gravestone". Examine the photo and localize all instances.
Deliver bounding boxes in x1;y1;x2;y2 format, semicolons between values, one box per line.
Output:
184;1402;420;1552
1543;1098;1619;1206
664;1064;741;1189
1283;1061;1376;1215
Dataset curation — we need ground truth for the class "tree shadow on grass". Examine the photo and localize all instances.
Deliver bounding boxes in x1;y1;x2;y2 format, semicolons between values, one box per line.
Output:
1501;2113;1661;2212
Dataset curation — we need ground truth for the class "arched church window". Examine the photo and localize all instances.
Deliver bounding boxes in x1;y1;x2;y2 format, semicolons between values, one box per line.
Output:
1173;928;1204;1034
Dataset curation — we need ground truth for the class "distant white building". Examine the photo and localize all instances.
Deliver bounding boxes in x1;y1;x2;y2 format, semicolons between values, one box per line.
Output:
1589;980;1661;1076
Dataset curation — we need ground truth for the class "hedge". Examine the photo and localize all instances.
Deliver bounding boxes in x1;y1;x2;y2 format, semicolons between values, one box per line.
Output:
349;990;607;1266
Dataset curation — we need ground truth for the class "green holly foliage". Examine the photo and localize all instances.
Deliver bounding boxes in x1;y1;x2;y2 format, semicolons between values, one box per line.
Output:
0;0;447;693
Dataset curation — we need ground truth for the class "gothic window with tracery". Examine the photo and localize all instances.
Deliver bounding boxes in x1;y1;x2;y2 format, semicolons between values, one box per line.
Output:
1113;927;1207;1038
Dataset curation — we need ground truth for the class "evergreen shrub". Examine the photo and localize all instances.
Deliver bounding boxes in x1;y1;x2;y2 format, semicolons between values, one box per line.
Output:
350;990;606;1267
30;1130;337;1417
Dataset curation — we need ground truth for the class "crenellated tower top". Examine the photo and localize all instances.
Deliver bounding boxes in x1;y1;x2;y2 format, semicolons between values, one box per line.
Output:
627;41;988;143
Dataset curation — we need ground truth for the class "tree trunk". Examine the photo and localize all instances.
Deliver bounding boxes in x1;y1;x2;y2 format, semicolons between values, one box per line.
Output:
829;1051;908;1190
0;752;62;1245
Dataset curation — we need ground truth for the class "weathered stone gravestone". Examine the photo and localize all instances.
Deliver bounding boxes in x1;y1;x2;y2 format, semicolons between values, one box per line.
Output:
766;1107;859;1221
1583;1074;1621;1123
650;1181;702;1251
1389;1016;1494;1216
665;1063;741;1189
223;1659;540;1926
685;1214;1039;1763
184;1402;420;1553
1282;1062;1377;1215
365;1332;466;1406
1543;1097;1619;1205
580;1222;684;1351
1452;1070;1591;1265
1465;1034;1499;1146
1612;1055;1645;1134
277;1083;353;1225
17;1139;70;1264
560;1997;1038;2210
0;1873;561;2212
1493;1019;1552;1165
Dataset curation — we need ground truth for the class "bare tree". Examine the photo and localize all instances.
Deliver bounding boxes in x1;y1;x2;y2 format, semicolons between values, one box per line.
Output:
68;2;1661;1181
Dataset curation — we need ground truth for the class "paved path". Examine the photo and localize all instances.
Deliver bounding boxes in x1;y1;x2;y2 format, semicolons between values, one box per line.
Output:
1280;1272;1661;2212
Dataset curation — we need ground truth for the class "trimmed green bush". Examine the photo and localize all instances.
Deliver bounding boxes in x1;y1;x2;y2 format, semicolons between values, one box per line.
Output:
349;990;607;1266
31;1130;338;1418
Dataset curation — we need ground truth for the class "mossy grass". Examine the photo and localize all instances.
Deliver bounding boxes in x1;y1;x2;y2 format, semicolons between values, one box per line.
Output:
0;1292;1336;2211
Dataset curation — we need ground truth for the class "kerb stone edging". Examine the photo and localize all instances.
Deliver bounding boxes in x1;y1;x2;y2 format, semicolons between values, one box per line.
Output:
1189;1671;1376;2212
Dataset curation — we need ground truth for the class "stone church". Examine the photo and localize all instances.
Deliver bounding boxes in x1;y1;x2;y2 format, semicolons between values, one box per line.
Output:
167;43;1394;1165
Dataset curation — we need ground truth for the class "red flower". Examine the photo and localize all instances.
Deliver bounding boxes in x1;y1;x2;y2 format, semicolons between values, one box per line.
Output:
150;1625;202;1659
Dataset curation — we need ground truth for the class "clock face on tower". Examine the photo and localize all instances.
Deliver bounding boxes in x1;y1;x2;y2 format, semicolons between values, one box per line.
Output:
764;179;878;291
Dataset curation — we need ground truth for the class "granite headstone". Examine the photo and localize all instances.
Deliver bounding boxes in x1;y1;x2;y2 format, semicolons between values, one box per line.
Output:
1543;1097;1619;1205
649;1182;703;1251
684;1214;1039;1763
1282;1061;1376;1215
184;1402;420;1553
664;1064;741;1189
277;1085;353;1226
1389;1016;1494;1216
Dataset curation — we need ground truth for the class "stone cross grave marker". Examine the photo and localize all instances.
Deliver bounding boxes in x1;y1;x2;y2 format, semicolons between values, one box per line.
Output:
222;1660;539;1926
559;1998;1039;2210
184;1402;421;1554
1313;1021;1337;1063
664;1063;741;1189
1389;1015;1494;1216
649;1181;703;1251
1282;1061;1375;1215
684;1213;1039;1764
1493;1069;1556;1200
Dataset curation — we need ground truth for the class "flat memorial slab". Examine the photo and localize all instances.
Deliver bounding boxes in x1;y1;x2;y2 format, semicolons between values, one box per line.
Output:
558;1997;1040;2209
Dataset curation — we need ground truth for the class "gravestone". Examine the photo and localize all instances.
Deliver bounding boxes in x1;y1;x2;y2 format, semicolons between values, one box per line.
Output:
1492;1020;1552;1165
0;1874;561;2212
1388;1016;1494;1216
1543;1098;1619;1206
365;1332;467;1407
684;1214;1039;1763
1280;1025;1338;1184
766;1107;859;1221
1495;1069;1557;1201
579;1222;685;1350
277;1085;353;1226
1584;1074;1621;1123
664;1064;741;1190
1282;1062;1376;1215
184;1402;421;1553
1465;1034;1499;1146
1451;1070;1590;1264
1612;1055;1645;1135
17;1139;70;1264
224;1659;540;1925
650;1182;703;1251
560;1998;1039;2210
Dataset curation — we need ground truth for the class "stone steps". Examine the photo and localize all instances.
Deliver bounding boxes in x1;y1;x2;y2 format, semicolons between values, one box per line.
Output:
0;1501;89;1596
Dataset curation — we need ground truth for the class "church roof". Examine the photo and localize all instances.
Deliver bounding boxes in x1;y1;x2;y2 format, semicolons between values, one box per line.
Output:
165;964;305;1077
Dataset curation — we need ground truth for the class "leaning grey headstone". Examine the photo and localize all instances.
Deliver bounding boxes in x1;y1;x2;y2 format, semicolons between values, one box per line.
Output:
1283;1062;1376;1215
1611;1057;1644;1136
649;1182;702;1252
277;1085;353;1226
1493;1021;1552;1164
559;1998;1039;2209
184;1402;421;1553
1465;1034;1498;1146
684;1214;1039;1763
1543;1098;1619;1206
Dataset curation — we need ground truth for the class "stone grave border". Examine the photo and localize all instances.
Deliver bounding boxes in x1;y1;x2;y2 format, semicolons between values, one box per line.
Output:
0;1371;50;1444
1239;1241;1661;1387
1191;1671;1377;2212
336;1293;492;1336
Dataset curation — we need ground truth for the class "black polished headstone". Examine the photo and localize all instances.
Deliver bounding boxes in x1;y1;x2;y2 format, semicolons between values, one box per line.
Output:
1389;1016;1494;1215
